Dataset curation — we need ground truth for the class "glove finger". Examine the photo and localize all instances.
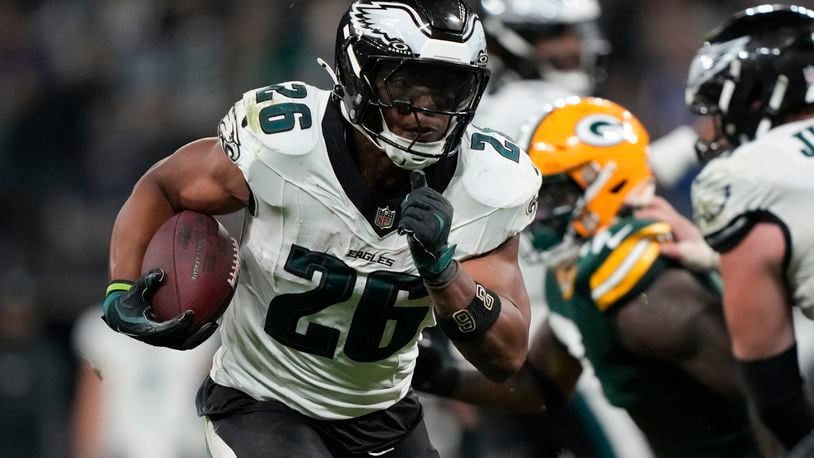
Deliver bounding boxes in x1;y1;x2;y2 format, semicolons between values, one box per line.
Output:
403;199;433;212
143;309;194;338
401;207;431;222
178;322;219;350
138;269;166;302
410;170;427;190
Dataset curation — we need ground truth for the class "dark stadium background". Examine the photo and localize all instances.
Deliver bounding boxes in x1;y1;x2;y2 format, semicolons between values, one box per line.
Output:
0;0;807;456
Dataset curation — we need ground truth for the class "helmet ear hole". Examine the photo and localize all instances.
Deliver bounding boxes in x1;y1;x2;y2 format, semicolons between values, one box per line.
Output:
609;180;626;194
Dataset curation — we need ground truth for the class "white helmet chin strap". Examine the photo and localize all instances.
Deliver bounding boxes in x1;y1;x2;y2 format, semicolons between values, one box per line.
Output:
378;117;447;170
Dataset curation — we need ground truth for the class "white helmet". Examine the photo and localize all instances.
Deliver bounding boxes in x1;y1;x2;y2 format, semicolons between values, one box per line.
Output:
479;0;609;95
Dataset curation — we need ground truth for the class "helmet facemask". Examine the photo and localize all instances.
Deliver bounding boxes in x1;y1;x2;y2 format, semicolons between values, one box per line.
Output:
361;59;487;169
531;173;582;252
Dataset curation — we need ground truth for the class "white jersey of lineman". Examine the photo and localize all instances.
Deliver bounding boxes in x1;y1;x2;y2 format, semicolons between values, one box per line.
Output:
209;82;540;420
475;80;573;143
692;118;814;318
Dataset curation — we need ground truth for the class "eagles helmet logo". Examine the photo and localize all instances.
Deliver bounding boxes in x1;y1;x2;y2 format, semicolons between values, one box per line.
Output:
694;183;731;225
350;1;477;51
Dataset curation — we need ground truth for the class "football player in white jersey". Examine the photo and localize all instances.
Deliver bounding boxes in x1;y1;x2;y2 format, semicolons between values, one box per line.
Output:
99;0;541;456
474;0;608;140
686;4;814;453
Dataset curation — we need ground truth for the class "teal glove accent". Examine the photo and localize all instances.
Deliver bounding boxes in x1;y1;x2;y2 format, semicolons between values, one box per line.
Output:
102;270;215;350
398;171;457;282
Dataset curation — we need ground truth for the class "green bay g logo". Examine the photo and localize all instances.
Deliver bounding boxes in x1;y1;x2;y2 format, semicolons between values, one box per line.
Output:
575;114;625;147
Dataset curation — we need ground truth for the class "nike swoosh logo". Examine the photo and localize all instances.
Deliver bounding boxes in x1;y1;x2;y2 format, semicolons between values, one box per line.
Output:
606;225;632;249
368;448;395;456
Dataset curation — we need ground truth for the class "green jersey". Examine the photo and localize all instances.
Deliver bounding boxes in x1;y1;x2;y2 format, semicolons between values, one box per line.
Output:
544;216;759;458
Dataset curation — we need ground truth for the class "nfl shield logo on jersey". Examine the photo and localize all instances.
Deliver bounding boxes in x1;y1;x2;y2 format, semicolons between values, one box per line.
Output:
374;206;396;229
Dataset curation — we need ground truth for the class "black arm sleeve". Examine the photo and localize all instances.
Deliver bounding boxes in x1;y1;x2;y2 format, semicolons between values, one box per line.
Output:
739;344;814;449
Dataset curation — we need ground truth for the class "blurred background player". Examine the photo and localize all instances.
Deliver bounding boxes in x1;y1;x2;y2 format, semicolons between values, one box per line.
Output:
686;4;814;454
71;304;217;458
475;0;609;139
417;97;767;458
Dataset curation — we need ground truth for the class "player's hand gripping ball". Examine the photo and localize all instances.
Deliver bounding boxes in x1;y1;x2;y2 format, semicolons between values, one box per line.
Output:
103;211;239;350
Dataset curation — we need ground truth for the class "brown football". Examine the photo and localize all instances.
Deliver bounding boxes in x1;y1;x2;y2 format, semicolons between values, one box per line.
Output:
141;211;239;329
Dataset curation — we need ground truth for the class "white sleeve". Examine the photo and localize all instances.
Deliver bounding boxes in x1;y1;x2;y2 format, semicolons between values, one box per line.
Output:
691;156;768;252
648;125;698;187
72;307;111;367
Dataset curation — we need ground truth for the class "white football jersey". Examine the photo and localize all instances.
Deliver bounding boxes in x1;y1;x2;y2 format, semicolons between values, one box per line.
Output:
475;80;573;143
692;118;814;318
209;82;541;420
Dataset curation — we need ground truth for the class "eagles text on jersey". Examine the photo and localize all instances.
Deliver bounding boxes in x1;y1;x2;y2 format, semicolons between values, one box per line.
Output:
210;82;541;420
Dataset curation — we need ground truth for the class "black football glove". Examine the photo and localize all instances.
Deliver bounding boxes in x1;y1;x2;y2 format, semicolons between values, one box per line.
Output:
413;328;460;396
398;171;456;283
102;269;218;350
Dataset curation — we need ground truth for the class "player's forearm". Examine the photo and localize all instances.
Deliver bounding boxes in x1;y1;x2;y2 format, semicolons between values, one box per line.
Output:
109;173;176;281
428;265;529;382
449;365;551;412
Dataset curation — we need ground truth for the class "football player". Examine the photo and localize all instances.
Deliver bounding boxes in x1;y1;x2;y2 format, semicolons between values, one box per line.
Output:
474;0;608;139
687;4;814;453
99;1;541;457
415;97;764;458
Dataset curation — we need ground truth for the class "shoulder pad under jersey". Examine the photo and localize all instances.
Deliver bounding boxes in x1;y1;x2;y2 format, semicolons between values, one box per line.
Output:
459;125;542;210
216;83;330;209
240;82;328;157
577;217;672;311
691;149;768;252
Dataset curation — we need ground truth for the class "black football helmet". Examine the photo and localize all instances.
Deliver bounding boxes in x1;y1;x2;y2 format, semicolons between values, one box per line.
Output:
478;0;609;95
686;4;814;161
332;0;490;170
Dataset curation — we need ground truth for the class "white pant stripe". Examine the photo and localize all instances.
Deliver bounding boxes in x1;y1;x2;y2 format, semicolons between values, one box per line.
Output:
204;416;239;458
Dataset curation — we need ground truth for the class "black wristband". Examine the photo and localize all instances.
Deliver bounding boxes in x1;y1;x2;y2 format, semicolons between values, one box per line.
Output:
438;283;502;341
739;344;814;449
522;360;566;411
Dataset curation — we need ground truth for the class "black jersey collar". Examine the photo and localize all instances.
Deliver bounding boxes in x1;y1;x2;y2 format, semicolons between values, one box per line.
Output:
322;101;457;237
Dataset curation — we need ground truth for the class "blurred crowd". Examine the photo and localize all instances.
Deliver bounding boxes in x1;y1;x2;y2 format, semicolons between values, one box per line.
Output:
0;0;806;456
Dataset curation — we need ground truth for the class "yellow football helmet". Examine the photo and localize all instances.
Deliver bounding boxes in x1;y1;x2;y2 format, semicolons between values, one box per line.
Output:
525;97;653;238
